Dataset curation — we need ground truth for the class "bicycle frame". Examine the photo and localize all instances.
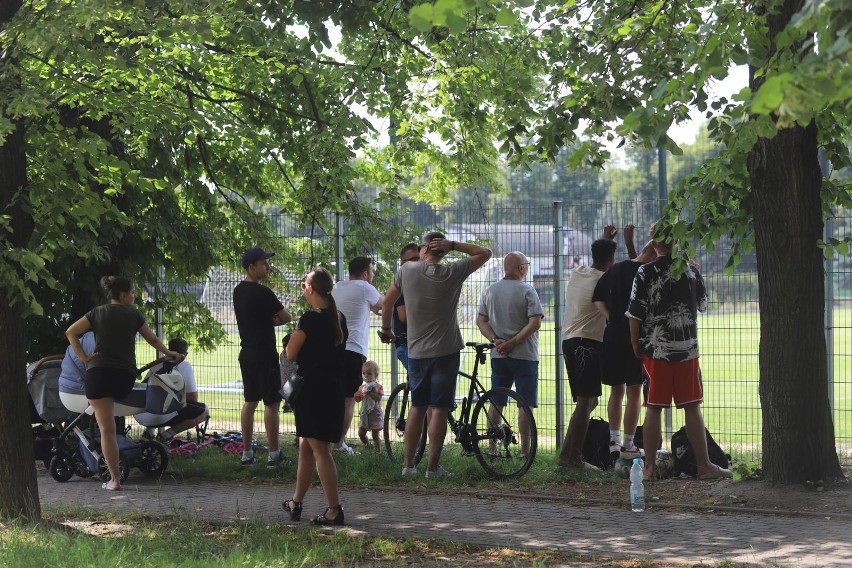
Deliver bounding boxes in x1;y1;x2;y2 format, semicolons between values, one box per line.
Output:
446;343;492;450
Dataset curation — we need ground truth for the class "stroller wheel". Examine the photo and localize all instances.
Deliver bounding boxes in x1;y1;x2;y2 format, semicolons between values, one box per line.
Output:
99;452;130;483
139;441;169;478
74;455;94;478
49;455;74;482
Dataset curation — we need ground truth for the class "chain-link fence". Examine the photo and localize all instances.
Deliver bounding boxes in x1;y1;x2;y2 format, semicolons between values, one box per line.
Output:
152;199;852;465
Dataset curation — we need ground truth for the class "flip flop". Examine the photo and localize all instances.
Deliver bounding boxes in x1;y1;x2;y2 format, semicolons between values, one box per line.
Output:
697;467;733;480
101;482;121;491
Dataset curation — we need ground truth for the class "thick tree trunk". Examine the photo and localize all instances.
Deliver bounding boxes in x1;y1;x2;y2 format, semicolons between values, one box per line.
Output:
747;0;844;486
0;0;41;521
749;120;843;484
0;123;40;520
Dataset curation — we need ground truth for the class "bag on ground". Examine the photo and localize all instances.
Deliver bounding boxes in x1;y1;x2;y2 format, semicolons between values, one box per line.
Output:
583;417;612;470
670;426;730;477
633;424;662;452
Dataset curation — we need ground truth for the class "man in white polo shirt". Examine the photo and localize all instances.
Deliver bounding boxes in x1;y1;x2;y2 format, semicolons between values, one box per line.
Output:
331;256;384;454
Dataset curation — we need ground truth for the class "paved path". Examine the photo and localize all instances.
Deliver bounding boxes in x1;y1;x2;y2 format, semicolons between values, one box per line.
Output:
37;472;850;567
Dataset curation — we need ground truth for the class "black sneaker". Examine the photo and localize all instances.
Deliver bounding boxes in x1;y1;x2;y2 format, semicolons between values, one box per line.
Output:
609;441;622;463
267;453;291;468
240;455;258;466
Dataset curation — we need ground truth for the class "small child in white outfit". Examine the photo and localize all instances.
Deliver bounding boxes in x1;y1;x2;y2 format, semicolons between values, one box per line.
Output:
355;361;384;451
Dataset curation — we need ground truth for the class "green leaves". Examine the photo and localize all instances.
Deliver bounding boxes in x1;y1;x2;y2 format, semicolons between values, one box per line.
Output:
751;73;791;114
409;0;474;34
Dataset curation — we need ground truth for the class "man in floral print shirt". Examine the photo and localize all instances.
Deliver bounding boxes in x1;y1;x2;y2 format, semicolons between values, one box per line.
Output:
626;226;732;480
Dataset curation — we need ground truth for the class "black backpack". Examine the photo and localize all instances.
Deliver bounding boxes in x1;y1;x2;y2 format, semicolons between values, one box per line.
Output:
582;417;612;470
670;426;730;476
633;424;662;453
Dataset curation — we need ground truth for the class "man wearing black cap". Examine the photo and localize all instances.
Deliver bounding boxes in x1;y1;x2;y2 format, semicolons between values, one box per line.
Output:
380;231;491;478
233;247;292;466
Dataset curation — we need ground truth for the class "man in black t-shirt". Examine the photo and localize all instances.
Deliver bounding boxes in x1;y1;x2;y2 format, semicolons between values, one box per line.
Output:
593;228;655;461
233;247;292;466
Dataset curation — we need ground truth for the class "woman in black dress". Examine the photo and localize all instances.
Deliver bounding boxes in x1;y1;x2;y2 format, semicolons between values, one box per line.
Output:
283;267;348;525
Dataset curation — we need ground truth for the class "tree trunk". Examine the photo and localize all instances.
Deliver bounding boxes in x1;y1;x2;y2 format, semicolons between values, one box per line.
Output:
0;122;41;519
0;0;41;521
748;0;844;486
749;121;844;484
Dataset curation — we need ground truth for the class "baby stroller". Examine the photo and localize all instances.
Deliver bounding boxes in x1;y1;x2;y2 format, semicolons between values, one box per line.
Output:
48;358;183;483
27;359;78;469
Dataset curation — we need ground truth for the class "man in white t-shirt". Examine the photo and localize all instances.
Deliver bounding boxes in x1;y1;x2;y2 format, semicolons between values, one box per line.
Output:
136;338;209;441
557;228;617;471
331;257;384;454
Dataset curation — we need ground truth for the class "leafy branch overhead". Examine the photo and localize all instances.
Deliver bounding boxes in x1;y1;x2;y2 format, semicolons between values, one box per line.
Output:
1;0;849;344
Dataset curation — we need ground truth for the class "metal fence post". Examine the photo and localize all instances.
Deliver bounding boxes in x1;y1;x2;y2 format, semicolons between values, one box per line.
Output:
553;201;565;449
820;150;835;414
335;211;344;282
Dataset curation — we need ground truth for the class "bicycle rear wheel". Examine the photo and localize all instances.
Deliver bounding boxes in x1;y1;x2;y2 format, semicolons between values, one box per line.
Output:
470;387;537;479
383;382;426;466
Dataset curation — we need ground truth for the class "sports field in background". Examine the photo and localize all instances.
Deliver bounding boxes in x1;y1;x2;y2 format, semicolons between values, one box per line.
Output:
136;308;852;462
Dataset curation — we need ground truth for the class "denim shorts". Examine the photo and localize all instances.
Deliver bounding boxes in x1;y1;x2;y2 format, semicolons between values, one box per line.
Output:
490;357;538;407
395;345;410;371
407;352;460;409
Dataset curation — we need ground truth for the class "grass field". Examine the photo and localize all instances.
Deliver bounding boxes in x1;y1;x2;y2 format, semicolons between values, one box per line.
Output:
136;309;852;462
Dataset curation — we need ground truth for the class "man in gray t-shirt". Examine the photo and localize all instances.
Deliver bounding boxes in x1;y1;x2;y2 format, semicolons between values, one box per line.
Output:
381;231;491;478
476;252;543;458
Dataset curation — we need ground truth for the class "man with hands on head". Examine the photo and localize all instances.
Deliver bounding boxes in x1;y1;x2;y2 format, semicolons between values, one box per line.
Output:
591;224;654;461
380;232;491;479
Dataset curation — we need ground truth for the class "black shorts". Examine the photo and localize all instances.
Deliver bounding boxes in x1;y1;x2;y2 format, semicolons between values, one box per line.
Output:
342;350;366;397
239;348;282;405
601;329;644;387
85;367;137;400
562;338;603;401
159;401;208;427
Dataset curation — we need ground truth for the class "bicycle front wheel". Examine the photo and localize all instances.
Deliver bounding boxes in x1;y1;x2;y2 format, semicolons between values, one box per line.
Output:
383;382;426;466
470;387;537;479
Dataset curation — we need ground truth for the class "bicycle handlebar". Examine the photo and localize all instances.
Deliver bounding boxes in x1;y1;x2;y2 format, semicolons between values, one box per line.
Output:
464;342;494;365
464;342;494;350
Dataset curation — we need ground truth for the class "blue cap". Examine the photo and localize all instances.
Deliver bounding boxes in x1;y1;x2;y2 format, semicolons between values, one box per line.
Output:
241;247;275;269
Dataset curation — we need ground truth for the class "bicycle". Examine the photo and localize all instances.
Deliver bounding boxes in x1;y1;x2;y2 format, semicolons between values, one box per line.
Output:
383;342;537;479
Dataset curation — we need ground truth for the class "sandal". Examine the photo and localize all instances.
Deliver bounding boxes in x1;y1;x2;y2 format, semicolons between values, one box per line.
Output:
282;499;302;521
311;505;344;526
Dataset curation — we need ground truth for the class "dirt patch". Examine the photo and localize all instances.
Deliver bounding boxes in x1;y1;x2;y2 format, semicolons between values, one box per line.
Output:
559;466;852;516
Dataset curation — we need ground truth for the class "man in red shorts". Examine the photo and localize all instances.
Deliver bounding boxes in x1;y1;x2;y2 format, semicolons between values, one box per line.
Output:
626;226;732;480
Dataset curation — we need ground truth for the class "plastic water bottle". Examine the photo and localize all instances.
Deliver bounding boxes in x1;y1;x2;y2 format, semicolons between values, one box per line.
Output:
629;458;645;512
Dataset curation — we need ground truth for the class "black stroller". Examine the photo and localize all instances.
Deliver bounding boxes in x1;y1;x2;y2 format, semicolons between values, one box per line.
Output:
44;358;177;483
28;359;78;469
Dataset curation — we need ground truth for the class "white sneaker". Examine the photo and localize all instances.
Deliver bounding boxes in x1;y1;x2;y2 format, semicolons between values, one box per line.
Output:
401;466;418;476
334;442;356;455
425;466;453;480
620;446;644;459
